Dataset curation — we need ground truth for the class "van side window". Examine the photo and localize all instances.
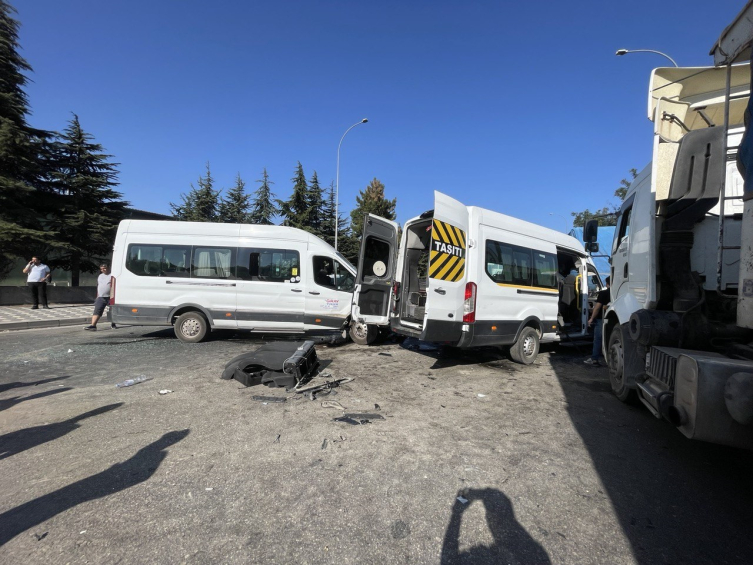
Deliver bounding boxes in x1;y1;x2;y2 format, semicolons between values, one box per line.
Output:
532;251;557;289
192;247;235;279
237;248;300;282
126;244;191;277
313;256;355;292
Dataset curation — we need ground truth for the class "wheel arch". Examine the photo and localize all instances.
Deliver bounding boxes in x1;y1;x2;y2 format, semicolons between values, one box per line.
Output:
513;316;543;343
169;304;214;326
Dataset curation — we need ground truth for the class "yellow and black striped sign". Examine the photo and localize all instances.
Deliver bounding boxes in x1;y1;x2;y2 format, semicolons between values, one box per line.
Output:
429;219;466;282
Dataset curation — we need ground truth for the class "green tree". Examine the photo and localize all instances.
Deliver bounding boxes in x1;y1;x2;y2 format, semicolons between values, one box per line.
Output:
48;114;127;286
340;177;397;263
170;162;219;222
249;167;279;225
570;169;637;227
320;181;347;247
0;0;57;277
307;170;324;236
219;173;251;223
278;162;309;228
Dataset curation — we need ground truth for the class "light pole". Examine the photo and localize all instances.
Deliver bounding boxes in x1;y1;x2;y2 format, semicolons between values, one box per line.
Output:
549;212;570;233
335;118;368;251
615;48;679;67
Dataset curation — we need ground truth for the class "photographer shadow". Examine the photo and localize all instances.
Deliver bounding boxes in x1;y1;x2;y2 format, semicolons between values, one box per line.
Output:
440;488;551;565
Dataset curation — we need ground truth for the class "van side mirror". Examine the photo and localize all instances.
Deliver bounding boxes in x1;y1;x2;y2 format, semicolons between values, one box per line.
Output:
584;219;598;243
585;242;599;253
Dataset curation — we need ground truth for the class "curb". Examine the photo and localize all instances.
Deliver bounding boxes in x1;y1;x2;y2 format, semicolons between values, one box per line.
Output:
0;317;90;332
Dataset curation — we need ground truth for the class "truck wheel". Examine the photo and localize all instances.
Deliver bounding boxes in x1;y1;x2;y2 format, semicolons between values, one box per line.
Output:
509;327;539;365
175;312;209;343
349;321;378;345
607;324;635;402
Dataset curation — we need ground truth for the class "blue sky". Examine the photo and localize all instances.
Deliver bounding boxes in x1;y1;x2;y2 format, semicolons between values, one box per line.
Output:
13;0;745;231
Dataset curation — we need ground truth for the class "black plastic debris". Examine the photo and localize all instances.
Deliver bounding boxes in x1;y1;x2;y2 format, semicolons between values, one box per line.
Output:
295;377;352;400
343;413;384;420
333;416;369;425
221;341;320;388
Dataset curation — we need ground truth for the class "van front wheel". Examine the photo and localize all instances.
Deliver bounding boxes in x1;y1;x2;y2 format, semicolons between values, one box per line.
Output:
175;312;209;343
349;321;378;345
510;327;539;365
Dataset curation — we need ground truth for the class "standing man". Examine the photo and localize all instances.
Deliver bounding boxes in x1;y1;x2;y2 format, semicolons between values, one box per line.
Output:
22;256;51;309
585;276;611;366
84;264;116;331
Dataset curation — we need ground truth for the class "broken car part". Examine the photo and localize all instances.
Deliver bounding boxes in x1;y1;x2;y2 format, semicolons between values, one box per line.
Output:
221;341;320;388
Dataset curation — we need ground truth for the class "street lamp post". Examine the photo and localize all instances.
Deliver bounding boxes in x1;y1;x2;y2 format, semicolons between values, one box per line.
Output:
615;48;679;67
549;212;570;233
335;118;368;251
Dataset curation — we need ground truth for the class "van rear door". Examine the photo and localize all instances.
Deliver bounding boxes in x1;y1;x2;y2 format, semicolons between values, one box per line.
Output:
422;191;470;343
352;214;399;325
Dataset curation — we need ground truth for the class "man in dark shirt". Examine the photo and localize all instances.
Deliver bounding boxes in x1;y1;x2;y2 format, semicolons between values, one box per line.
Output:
585;276;610;366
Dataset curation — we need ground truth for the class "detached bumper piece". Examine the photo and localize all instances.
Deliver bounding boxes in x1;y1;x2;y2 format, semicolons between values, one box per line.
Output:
221;341;320;388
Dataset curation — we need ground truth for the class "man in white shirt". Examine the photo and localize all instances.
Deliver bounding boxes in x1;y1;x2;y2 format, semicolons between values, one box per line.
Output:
22;256;51;309
84;264;116;330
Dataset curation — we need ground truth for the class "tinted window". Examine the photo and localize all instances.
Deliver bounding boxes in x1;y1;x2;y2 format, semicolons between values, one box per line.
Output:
313;256;355;292
126;244;191;277
192;247;235;279
485;240;532;286
532;251;557;289
363;236;391;279
237;248;300;283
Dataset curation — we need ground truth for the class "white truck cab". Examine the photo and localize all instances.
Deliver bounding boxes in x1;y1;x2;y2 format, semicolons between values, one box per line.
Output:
351;191;603;364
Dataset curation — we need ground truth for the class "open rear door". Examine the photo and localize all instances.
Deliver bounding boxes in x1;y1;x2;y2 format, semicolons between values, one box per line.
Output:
353;214;399;325
421;191;470;343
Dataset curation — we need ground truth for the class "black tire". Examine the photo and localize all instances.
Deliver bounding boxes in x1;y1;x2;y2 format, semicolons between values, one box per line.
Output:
607;324;636;402
349;321;378;345
174;311;209;343
509;327;539;365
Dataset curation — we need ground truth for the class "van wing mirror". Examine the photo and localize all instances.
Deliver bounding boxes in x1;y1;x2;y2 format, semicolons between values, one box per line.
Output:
584;219;598;243
585;242;599;253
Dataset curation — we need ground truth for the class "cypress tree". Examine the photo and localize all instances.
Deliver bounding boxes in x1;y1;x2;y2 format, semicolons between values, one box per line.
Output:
0;0;56;277
320;181;347;248
307;171;324;236
278;162;309;228
170;162;219;222
249;168;279;225
342;178;397;264
48;114;127;286
219;173;251;223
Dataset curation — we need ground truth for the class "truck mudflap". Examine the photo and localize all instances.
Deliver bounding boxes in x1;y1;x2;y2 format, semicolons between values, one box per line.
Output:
669;352;753;449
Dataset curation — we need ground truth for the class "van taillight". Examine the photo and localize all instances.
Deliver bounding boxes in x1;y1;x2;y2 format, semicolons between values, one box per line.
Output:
109;276;116;305
463;282;477;323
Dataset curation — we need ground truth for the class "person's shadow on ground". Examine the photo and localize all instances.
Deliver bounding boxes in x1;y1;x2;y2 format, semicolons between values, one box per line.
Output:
440;488;551;565
0;403;123;460
0;387;72;413
0;429;190;546
0;375;71;394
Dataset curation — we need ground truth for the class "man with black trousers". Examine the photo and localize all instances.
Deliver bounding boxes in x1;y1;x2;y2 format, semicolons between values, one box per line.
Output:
22;256;51;309
585;276;610;366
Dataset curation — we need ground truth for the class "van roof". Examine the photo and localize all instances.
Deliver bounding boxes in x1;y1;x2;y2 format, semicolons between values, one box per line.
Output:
118;220;329;246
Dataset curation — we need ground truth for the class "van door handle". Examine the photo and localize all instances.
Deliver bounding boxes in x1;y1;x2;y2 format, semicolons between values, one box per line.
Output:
291;288;303;293
434;288;446;295
624;263;628;278
309;291;320;295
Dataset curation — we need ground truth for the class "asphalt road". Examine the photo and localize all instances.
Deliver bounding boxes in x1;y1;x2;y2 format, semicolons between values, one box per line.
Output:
0;325;751;564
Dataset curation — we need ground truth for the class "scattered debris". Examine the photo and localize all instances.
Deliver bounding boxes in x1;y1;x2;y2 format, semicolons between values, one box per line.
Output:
205;487;213;491
159;389;173;395
221;341;320;388
333;416;367;425
34;532;48;541
477;393;487;398
67;349;73;353
343;413;384;421
457;496;468;504
274;434;281;443
321;438;328;450
378;352;392;357
116;375;153;388
321;400;345;410
80;530;87;535
251;395;287;404
374;403;381;411
296;377;353;400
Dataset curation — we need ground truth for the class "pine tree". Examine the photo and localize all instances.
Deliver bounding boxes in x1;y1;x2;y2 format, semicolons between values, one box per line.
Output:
307;171;324;236
0;0;56;277
170;162;219;222
278;162;309;228
249;168;279;225
349;178;397;240
320;181;347;248
219;173;251;223
48;114;127;286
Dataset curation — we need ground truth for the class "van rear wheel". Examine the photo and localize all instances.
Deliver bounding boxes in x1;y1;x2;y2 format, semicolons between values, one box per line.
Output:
349;321;378;345
509;327;539;365
175;312;209;343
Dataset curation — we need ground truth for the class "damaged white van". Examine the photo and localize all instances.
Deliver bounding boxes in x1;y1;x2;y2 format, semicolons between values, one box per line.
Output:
109;220;356;342
350;192;602;363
